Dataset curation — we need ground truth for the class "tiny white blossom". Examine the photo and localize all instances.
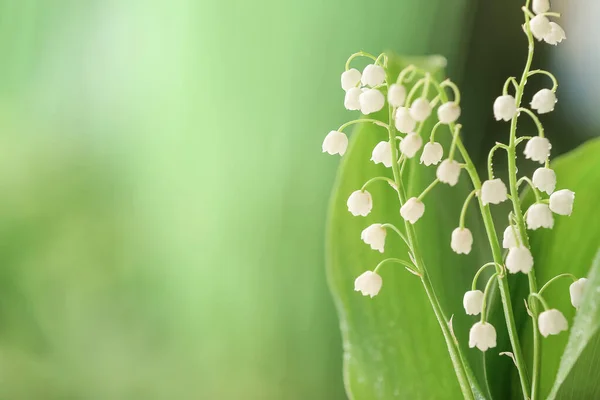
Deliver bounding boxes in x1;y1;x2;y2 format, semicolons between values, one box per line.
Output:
506;247;534;274
481;179;508;205
526;203;554;230
437;159;462;186
420;142;444;166
532;167;556;194
493;95;517;121
570;278;588;308
437;102;461;124
394;107;417;133
341;68;361;91
361;64;386;87
469;322;497;352
531;89;557;114
549;189;575;216
388;84;407;107
538;309;568;337
400;197;425;224
463;290;484;316
361;224;387;253
347;190;373;216
502;226;519;249
532;0;550;14
451;228;473;255
359;89;385;115
344;87;362;110
399;132;423;159
530;15;552;41
371;141;392;168
544;22;566;45
354;270;383;297
409;98;432;122
524;137;552;164
322;131;348;156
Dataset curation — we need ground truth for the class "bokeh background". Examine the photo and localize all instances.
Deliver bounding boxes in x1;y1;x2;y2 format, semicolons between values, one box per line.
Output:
0;0;595;399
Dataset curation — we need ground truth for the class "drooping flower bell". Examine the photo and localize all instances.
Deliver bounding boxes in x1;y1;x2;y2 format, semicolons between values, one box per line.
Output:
399;132;423;159
506;246;534;274
437;159;461;186
361;64;386;87
400;197;425;224
526;203;554;230
388;84;407;108
531;89;557;114
469;322;497;352
493;95;517;121
347;190;373;216
532;0;550;15
549;189;575;216
502;226;519;249
544;22;566;45
344;87;362;111
538;309;568;337
341;68;361;91
354;270;383;297
451;228;473;255
359;89;385;115
361;224;387;253
371;141;393;168
524;137;551;163
322;131;348;156
532;167;556;194
463;290;484;315
530;15;552;41
409;98;432;122
437;102;461;124
420;142;444;166
570;278;588;308
481;179;508;205
395;107;417;133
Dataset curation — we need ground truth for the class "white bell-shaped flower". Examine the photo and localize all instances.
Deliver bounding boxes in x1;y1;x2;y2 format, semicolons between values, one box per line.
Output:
371;141;393;168
550;189;575;216
526;203;554;230
341;68;361;91
538;309;568;337
469;322;497;352
388;84;406;108
437;102;461;124
531;89;557;114
544;22;566;45
532;0;550;14
437;159;462;186
530;15;552;41
420;142;444;166
361;224;387;253
344;87;362;111
399;132;423;159
451;228;473;255
322;131;348;156
395;107;417;133
481;179;508;205
493;95;517;121
347;190;373;216
354;270;383;298
409;98;432;122
502;226;519;249
463;290;484;316
570;278;588;308
361;64;386;87
506;246;534;274
359;89;385;115
524;137;551;164
532;167;556;194
400;197;425;224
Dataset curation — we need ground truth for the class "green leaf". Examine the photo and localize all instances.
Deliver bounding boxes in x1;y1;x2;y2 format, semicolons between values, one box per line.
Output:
326;55;492;400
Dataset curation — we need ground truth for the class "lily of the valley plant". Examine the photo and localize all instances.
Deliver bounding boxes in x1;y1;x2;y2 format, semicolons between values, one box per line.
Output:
322;1;585;399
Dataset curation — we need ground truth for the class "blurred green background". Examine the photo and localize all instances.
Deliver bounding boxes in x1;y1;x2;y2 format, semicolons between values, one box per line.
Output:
0;0;594;399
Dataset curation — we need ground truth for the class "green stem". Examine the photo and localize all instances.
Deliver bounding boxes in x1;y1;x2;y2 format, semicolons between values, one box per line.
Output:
538;273;578;296
459;190;477;228
361;176;397;192
380;223;409;247
373;258;416;274
480;273;500;323
338;118;389;132
472;263;500;291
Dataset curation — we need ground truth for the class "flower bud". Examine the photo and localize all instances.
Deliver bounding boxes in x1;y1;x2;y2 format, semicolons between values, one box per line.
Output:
469;322;497;352
400;197;425;224
344;87;362;111
371;141;393;168
532;0;550;14
530;15;552;41
322;131;348;156
437;102;461;124
524;137;551;164
526;203;554;230
359;89;385;115
388;84;407;107
549;189;575;216
532;167;556;194
409;98;432;122
538;309;568;337
451;228;473;255
493;95;517;121
463;290;484;315
436;159;461;186
399;132;423;159
506;246;534;274
531;89;557;114
570;278;588;308
395;107;417;133
361;64;386;87
347;190;373;216
354;270;382;297
481;179;508;205
361;224;387;253
544;22;566;45
420;142;444;166
341;68;361;91
502;226;519;249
